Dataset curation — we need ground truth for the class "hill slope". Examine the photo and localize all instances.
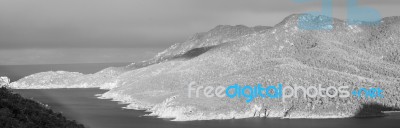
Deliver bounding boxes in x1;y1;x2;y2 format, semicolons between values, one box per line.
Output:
10;14;400;121
0;87;85;128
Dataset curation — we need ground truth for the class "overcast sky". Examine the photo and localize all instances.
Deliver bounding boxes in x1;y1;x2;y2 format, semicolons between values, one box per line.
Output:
0;0;399;64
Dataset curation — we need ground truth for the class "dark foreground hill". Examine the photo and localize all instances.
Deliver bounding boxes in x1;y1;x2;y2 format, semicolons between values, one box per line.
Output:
0;87;84;128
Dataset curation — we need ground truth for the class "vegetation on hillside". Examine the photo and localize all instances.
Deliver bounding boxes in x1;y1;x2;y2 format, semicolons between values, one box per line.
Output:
0;87;85;128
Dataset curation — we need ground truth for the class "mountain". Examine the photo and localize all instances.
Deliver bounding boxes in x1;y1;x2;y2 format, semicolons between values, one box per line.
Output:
0;87;85;128
10;14;400;121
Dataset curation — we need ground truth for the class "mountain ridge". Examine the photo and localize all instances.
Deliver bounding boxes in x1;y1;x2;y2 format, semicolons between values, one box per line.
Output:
10;14;400;121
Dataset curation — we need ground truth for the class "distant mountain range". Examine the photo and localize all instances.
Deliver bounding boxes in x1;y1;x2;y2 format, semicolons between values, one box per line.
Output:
10;14;400;121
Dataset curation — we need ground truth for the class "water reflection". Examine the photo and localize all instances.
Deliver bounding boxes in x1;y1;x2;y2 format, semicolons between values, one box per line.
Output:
14;89;400;128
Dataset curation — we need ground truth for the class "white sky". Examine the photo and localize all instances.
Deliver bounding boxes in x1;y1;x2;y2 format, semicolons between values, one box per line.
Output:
0;0;399;64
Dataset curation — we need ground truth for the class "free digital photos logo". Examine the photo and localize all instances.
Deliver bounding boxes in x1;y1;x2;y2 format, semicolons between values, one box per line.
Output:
188;82;384;103
292;0;381;30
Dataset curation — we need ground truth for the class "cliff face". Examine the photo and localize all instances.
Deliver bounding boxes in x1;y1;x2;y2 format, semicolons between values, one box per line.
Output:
10;14;400;121
0;76;10;87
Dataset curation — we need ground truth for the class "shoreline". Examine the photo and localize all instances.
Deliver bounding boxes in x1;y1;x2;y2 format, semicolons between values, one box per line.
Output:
12;87;397;121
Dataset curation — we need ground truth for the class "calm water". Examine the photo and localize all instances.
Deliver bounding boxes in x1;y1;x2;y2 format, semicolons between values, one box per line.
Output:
14;88;400;128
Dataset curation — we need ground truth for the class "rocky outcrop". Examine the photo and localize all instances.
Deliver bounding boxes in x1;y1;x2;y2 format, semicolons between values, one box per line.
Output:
0;76;10;87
